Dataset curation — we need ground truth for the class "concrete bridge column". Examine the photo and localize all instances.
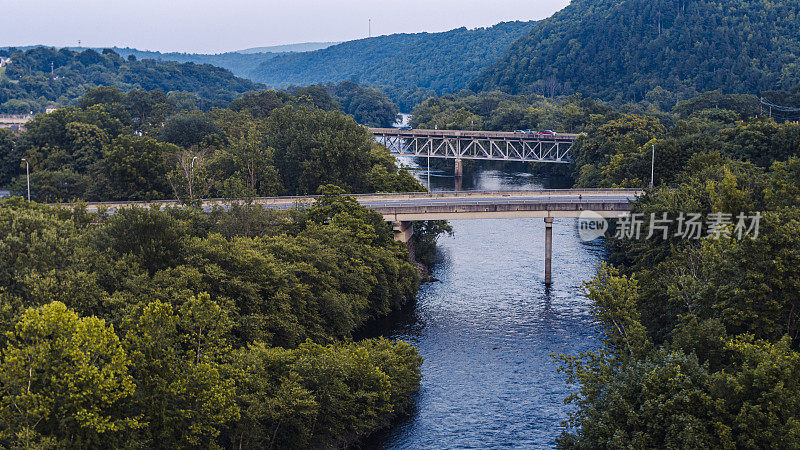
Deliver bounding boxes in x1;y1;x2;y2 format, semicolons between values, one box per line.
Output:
544;217;554;285
392;221;414;244
454;158;463;191
392;221;415;262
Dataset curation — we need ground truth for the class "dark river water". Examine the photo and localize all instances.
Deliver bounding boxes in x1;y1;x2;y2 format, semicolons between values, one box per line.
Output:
371;161;605;448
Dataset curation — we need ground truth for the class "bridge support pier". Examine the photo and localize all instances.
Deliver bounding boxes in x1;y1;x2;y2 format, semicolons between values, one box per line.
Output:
544;217;553;285
392;221;414;244
392;221;415;262
454;158;463;191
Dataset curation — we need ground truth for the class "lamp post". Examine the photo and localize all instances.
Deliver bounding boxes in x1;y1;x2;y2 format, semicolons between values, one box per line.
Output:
190;156;198;200
427;146;431;190
649;144;655;190
21;158;30;201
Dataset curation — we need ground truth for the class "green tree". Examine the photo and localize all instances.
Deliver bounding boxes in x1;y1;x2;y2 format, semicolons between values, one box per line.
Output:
0;302;137;448
99;136;175;200
123;296;238;448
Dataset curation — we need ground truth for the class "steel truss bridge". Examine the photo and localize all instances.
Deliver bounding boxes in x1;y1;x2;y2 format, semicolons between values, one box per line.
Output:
369;128;579;163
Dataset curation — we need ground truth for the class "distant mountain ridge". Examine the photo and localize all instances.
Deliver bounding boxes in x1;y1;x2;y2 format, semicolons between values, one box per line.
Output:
2;21;540;110
0;45;280;80
249;21;536;106
0;46;261;113
109;47;277;79
237;42;339;54
472;0;800;101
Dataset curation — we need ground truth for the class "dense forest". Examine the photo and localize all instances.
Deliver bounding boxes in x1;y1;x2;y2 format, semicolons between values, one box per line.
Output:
290;81;400;128
0;192;423;448
411;88;800;182
249;21;535;110
4;0;800;444
110;47;281;80
107;43;336;79
474;0;800;103
0;47;261;113
10;0;800;115
559;144;800;447
0;85;416;202
0;84;454;447
0;47;402;127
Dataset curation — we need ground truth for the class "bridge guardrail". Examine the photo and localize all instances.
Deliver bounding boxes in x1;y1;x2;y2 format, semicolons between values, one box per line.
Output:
50;189;644;210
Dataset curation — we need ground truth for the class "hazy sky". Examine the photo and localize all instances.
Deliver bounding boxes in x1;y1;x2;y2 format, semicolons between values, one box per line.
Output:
3;0;569;53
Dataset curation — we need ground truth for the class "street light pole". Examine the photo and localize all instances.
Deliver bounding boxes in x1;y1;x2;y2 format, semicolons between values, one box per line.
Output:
190;156;198;200
649;144;655;190
21;158;30;201
427;144;431;190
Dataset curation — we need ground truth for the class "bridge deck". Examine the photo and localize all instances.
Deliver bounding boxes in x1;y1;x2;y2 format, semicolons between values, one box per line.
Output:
67;189;641;220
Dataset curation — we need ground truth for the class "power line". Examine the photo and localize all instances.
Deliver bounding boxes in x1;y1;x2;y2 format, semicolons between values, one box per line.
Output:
760;98;800;112
759;96;800;121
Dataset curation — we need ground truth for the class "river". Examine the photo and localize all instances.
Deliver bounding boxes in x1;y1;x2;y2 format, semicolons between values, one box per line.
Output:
372;161;605;448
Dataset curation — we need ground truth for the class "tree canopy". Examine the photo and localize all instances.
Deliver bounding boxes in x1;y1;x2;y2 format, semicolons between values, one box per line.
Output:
0;193;423;448
0;47;261;113
473;0;800;103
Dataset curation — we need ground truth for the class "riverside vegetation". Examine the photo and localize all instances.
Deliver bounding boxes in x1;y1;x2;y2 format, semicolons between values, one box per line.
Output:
4;0;800;442
0;192;422;448
4;82;800;448
0;87;453;448
408;87;800;447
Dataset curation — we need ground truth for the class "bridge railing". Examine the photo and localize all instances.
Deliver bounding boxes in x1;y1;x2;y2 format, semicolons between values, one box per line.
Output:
51;189;644;210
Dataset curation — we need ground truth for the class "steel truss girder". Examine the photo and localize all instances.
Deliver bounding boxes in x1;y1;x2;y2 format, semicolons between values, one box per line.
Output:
374;134;573;163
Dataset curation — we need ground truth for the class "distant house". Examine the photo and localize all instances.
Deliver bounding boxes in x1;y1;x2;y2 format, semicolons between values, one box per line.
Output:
0;57;11;67
45;105;59;114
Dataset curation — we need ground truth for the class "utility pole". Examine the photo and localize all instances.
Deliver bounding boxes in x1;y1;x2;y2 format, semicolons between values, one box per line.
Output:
21;159;30;201
649;144;655;189
369;19;372;38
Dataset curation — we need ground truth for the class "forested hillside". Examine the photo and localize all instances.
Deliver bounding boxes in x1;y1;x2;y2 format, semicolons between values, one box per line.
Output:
473;0;800;102
0;47;261;113
251;22;536;110
109;47;280;79
0;86;417;202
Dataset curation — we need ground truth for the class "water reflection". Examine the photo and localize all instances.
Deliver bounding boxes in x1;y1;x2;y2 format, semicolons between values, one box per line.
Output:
397;156;571;191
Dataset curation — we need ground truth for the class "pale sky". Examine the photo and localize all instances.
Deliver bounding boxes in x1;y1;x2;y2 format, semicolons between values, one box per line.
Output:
2;0;570;54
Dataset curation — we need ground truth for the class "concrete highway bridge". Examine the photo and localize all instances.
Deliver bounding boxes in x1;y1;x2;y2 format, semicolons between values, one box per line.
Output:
73;189;640;285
